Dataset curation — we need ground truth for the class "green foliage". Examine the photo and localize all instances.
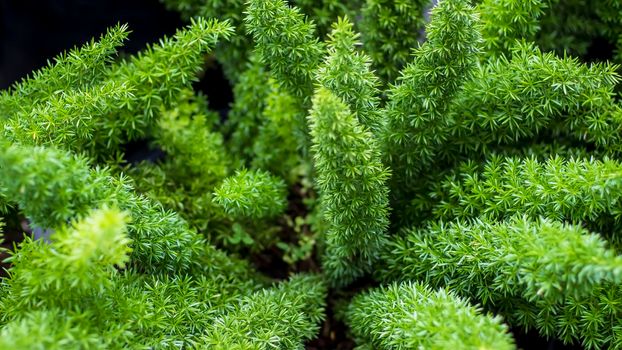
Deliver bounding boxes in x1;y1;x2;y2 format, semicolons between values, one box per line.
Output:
381;216;622;348
4;207;130;307
214;169;288;219
1;18;233;159
0;24;129;118
0;143;94;228
4;0;622;347
432;156;622;224
160;0;362;82
125;89;230;241
225;54;306;181
0;309;112;350
308;88;390;287
245;0;324;99
127;160;229;244
278;232;316;265
0;208;135;348
2;78;133;155
0;142;249;275
0;207;263;348
153;90;226;183
159;0;251;82
382;216;622;301
293;0;363;36
347;281;515;350
225;54;271;163
537;0;622;58
381;0;481;191
442;43;622;158
250;80;307;183
359;0;429;82
125;272;261;348
101;18;233;152
479;0;549;57
201;274;327;349
317;17;384;134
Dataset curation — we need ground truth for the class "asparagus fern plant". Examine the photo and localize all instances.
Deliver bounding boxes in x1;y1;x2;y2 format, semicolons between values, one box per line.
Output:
2;0;622;348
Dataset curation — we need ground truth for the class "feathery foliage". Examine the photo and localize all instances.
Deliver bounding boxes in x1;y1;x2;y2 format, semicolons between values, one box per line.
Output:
202;274;327;349
479;0;549;57
442;43;622;158
292;0;362;37
4;0;622;347
2;18;234;159
347;281;515;350
0;24;129;117
381;216;622;348
159;0;250;81
536;0;622;58
359;0;429;82
381;0;481;191
0;142;246;275
432;156;622;224
308;88;390;287
214;169;287;219
382;216;622;302
317;17;384;134
245;0;323;99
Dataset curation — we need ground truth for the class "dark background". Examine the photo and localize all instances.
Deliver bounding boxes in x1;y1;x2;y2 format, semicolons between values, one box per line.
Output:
0;0;233;117
0;0;183;89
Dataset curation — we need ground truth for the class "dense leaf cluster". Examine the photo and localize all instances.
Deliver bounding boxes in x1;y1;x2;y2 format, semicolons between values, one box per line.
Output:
2;0;622;348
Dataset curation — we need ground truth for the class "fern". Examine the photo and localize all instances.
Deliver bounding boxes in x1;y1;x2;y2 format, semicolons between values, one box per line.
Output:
3;0;622;347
